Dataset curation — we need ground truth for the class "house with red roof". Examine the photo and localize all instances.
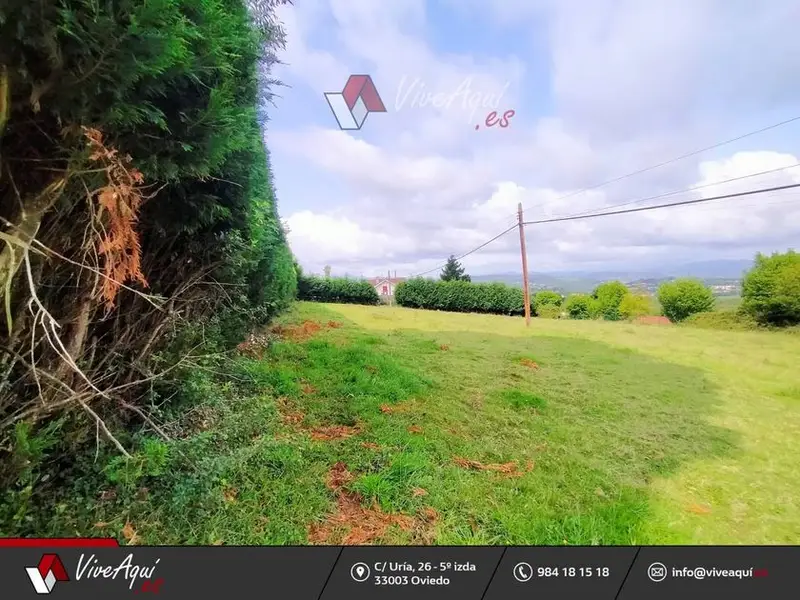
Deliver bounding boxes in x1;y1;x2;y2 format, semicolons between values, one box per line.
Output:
367;276;406;298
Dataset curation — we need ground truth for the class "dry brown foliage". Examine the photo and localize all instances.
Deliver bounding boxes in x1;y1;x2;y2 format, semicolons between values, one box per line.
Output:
379;402;413;414
83;127;148;310
271;320;323;341
309;424;360;441
520;358;539;369
308;463;435;545
453;456;535;478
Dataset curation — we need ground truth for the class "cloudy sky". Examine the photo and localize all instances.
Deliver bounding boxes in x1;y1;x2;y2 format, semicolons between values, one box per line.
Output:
267;0;800;278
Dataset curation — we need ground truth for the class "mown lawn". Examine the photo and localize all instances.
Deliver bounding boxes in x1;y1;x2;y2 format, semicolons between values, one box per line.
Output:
23;302;800;545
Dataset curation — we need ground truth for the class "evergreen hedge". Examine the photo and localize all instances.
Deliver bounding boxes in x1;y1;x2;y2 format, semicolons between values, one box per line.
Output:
0;0;295;442
395;278;526;315
298;276;380;305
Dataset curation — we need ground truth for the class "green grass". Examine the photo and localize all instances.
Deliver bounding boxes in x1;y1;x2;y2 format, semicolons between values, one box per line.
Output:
12;302;800;545
714;295;743;311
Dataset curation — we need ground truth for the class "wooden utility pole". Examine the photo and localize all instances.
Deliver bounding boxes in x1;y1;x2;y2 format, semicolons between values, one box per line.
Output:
517;202;531;326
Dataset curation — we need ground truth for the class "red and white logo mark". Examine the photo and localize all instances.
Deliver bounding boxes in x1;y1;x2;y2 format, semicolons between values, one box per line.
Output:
324;74;387;130
26;554;70;594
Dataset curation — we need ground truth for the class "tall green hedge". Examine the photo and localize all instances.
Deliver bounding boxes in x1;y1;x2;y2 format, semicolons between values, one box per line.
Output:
0;0;295;440
298;276;380;305
395;278;526;315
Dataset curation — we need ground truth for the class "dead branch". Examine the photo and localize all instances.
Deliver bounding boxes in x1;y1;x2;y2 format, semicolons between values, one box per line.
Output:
118;401;171;442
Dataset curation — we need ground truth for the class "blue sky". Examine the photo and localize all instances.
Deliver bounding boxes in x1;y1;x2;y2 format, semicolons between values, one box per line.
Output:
266;0;800;278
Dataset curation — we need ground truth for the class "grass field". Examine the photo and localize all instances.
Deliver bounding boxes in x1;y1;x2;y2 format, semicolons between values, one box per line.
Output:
35;302;800;545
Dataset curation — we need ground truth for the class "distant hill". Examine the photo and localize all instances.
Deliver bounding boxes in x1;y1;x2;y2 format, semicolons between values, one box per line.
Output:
471;259;754;294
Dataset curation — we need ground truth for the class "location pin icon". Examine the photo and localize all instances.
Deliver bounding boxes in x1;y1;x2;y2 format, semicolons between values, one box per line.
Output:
356;566;365;578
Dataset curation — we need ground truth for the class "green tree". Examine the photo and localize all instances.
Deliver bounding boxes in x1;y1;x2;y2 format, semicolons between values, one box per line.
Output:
619;293;652;319
564;294;595;319
533;290;562;312
440;255;471;282
741;250;800;326
592;281;630;321
657;278;715;322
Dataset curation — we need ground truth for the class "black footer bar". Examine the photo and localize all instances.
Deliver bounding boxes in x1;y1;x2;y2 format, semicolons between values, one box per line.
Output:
1;545;795;598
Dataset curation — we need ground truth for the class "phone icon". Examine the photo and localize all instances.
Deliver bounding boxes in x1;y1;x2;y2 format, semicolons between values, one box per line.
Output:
513;562;533;582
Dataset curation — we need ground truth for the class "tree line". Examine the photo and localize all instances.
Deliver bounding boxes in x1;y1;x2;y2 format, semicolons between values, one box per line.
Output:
390;250;800;327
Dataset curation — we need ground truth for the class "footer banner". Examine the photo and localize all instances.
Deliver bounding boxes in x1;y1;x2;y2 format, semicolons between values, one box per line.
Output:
0;541;795;598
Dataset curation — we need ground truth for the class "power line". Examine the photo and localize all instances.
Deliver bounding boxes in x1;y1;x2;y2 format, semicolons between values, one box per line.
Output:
518;114;800;215
565;162;800;219
523;182;800;226
411;222;518;277
410;177;800;280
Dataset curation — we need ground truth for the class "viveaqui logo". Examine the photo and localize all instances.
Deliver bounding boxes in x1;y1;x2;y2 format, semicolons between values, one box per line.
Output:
324;74;387;130
26;554;69;594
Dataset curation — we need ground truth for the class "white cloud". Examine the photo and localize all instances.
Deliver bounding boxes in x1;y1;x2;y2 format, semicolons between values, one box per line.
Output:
269;0;800;277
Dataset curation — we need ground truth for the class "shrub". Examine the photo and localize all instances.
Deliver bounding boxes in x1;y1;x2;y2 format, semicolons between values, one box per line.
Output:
536;304;562;319
741;250;800;326
564;294;598;319
592;281;630;321
297;276;380;305
395;278;526;315
681;310;758;331
657;278;715;322
533;290;562;313
619;293;653;319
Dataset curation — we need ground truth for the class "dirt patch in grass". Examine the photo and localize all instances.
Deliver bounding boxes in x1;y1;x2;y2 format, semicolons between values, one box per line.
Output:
379;402;414;414
309;463;434;545
635;316;672;325
327;462;355;490
271;319;344;342
439;344;450;351
310;424;360;441
300;382;318;395
408;425;423;434
686;503;712;515
271;320;323;341
453;456;535;478
281;410;305;426
519;358;539;369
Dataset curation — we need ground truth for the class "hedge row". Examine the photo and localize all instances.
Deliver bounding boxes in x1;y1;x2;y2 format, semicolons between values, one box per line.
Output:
298;276;380;305
395;278;526;315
